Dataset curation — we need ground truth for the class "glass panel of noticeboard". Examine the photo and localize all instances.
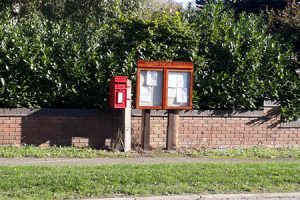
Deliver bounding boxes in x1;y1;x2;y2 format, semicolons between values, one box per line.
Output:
139;70;163;107
167;71;191;107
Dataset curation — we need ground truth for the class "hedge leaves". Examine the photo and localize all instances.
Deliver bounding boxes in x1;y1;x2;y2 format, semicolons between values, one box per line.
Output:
0;0;298;119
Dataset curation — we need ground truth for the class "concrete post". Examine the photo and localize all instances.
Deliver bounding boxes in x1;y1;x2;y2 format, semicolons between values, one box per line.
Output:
123;80;132;152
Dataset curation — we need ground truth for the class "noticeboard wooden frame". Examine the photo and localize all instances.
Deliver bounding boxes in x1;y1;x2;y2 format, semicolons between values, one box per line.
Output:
136;68;164;110
136;60;194;110
164;69;194;110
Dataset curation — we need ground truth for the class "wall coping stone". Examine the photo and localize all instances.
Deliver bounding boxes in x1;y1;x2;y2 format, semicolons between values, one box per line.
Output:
280;120;300;128
264;100;281;107
1;108;299;128
131;109;263;118
0;108;121;118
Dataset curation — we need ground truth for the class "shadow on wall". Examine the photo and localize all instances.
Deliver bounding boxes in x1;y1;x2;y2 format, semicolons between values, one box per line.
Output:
21;109;122;148
245;106;281;129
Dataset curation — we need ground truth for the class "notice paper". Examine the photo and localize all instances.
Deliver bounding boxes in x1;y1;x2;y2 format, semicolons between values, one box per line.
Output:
176;88;188;103
168;88;177;98
177;73;189;88
177;74;184;88
140;86;152;102
168;73;177;88
146;71;158;86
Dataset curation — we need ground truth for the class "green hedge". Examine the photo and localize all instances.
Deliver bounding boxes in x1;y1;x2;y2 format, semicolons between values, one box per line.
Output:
0;0;298;119
266;5;300;120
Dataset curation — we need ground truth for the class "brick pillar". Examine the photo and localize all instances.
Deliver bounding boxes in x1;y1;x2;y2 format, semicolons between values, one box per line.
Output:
263;100;281;113
263;100;281;127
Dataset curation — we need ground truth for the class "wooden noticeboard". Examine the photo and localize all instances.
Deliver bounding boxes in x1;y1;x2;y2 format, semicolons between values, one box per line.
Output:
136;60;194;110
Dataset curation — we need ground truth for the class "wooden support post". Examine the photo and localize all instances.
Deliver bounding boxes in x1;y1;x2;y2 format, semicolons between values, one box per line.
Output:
123;80;132;152
167;110;179;150
142;109;151;150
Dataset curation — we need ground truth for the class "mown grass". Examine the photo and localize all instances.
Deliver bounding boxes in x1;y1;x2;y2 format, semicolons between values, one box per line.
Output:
0;163;299;199
1;145;300;159
180;146;300;159
0;145;133;158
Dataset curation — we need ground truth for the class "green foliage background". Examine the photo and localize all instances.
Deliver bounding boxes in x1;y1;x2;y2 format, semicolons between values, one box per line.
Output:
0;0;299;119
266;4;300;119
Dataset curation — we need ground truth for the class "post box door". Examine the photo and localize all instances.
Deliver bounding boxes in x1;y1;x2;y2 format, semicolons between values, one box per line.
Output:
114;89;126;108
113;84;127;108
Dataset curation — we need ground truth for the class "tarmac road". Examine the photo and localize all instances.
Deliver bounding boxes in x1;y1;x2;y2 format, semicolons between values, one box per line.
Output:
0;157;299;166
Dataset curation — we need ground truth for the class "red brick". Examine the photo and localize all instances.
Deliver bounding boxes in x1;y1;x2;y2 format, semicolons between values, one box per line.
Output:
9;124;21;128
0;124;10;128
0;108;299;149
4;120;16;124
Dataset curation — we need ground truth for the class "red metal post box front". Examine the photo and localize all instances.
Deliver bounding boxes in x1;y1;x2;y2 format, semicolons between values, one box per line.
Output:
109;76;127;109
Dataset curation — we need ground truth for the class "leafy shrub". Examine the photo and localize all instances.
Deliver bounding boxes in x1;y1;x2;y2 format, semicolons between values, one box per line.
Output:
191;2;291;111
0;1;195;108
266;4;300;120
0;0;298;120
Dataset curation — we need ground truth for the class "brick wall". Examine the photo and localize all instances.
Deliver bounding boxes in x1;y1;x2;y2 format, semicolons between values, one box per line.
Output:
132;101;300;149
0;116;22;145
1;101;300;149
0;109;122;148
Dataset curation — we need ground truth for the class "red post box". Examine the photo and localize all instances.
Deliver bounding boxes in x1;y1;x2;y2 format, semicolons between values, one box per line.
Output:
109;76;127;109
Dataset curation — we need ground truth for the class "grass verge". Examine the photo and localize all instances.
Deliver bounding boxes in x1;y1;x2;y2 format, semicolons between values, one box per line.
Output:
0;145;132;158
0;163;299;199
1;145;300;159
